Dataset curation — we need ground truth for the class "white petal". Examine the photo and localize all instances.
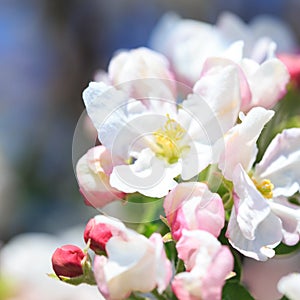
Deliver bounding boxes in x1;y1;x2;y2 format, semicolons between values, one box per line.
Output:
193;58;241;133
255;128;300;197
227;205;282;261
233;164;271;240
151;16;228;84
180;92;228;148
219;107;274;180
241;58;289;110
110;148;180;197
181;142;212;180
108;48;176;102
82;82;131;150
269;199;300;246
97;234;157;299
149;233;172;293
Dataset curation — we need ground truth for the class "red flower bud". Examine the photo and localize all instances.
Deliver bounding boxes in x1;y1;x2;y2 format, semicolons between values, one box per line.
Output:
84;218;113;253
52;245;86;278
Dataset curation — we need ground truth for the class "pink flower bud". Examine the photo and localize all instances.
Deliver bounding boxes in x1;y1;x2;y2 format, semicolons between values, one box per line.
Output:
51;245;86;278
278;53;300;87
84;218;113;253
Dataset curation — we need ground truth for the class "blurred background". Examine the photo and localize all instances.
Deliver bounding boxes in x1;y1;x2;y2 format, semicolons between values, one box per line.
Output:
0;0;299;299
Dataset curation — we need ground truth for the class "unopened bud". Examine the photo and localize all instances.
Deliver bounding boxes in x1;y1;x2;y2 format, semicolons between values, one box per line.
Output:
52;245;86;278
84;218;113;254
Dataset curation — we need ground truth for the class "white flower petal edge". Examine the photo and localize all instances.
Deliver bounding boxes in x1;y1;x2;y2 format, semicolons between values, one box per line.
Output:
108;47;177;103
193;58;241;134
110;148;181;198
240;58;290;111
93;219;172;300
254;128;300;197
149;233;173;293
76;146;125;208
82;82;133;151
233;164;271;239
269;198;300;246
227;164;282;261
219;107;274;181
172;229;234;300
277;273;300;300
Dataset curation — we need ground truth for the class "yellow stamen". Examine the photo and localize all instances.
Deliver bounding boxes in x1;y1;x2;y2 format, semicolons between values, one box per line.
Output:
153;114;189;164
252;177;274;199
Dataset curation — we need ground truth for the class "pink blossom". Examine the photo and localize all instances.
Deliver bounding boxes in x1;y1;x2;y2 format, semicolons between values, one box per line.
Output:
76;146;126;208
93;218;172;300
172;230;234;300
164;182;225;241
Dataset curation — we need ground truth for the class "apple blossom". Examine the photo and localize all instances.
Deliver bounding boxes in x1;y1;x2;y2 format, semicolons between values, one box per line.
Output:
220;109;300;260
150;12;293;88
151;13;290;111
172;229;234;300
108;47;176;103
199;54;289;113
52;245;86;278
82;48;241;197
76;146;126;208
150;13;241;85
93;218;172;300
239;56;289;111
164;182;225;241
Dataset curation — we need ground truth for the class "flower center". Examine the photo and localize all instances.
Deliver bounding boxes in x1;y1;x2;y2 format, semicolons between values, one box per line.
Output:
252;177;274;199
153;114;188;164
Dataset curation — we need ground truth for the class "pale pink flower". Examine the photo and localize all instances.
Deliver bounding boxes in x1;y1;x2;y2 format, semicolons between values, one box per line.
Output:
108;47;176;103
93;217;172;300
83;53;241;197
239;56;289;112
76;146;126;208
164;182;224;241
151;12;294;88
199;55;289;113
220;108;300;260
172;229;234;300
150;13;240;86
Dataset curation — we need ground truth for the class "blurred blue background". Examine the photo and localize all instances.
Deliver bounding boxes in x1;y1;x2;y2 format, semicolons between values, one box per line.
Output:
0;0;299;247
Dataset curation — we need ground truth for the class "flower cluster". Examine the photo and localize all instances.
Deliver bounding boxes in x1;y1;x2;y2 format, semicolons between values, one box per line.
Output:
52;12;300;300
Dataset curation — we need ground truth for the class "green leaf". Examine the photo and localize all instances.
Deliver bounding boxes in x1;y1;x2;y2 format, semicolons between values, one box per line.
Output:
222;281;254;300
280;296;290;300
275;242;300;255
